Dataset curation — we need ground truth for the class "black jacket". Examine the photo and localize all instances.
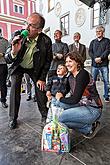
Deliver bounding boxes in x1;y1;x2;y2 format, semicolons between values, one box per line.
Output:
89;37;110;67
46;75;69;96
5;31;52;81
60;70;103;108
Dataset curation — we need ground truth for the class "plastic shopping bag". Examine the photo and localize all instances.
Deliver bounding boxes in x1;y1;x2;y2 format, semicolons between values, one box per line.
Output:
41;121;70;153
46;105;64;123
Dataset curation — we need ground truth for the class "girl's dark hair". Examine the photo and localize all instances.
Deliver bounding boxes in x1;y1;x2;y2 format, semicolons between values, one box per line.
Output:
65;51;84;70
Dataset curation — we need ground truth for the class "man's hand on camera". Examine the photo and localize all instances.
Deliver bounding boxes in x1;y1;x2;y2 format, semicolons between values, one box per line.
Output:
36;80;46;91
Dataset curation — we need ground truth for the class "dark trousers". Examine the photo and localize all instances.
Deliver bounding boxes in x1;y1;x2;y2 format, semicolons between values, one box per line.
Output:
9;66;48;121
0;64;8;103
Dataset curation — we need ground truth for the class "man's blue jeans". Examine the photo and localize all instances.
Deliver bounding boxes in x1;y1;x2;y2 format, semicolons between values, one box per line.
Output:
92;66;109;99
58;105;101;134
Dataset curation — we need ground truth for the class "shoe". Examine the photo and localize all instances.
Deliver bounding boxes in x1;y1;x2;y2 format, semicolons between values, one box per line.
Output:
2;102;8;108
104;98;109;103
26;96;31;101
83;121;100;139
6;80;11;87
8;120;17;129
33;96;37;102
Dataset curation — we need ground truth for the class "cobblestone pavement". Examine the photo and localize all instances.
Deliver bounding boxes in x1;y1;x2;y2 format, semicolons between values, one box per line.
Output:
0;81;110;165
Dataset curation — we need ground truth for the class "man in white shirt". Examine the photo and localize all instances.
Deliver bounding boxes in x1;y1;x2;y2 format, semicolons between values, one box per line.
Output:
69;32;86;63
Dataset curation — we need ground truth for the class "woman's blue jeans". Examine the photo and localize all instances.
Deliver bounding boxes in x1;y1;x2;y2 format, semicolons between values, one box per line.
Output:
51;98;101;134
58;105;101;134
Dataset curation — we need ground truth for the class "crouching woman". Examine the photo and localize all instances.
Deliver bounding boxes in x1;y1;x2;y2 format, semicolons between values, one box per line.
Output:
55;51;103;139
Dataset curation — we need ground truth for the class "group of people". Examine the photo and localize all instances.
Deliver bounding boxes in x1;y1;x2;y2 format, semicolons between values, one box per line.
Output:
0;12;110;139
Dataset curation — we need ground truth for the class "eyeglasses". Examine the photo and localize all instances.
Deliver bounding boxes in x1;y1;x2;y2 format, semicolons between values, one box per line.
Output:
24;21;40;29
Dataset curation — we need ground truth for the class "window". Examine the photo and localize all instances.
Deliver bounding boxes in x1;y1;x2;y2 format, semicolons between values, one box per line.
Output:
19;6;23;14
14;4;24;14
14;5;18;13
99;2;107;25
60;13;69;36
48;0;54;12
92;2;107;27
0;28;3;36
93;2;100;27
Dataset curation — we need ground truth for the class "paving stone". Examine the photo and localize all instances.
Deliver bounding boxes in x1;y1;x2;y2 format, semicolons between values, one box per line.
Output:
0;81;110;165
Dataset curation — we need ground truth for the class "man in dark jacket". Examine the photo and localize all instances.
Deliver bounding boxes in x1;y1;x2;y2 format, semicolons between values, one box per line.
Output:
5;12;52;129
0;29;9;108
89;25;110;102
48;30;69;78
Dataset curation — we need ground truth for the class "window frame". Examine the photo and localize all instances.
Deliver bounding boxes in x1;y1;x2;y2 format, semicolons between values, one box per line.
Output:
13;4;24;14
92;2;107;27
92;2;100;27
60;12;69;36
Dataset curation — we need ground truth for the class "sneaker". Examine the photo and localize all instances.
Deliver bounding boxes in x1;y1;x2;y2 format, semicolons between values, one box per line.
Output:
104;98;109;103
8;119;17;129
33;96;37;102
83;121;100;139
26;95;31;101
2;102;8;108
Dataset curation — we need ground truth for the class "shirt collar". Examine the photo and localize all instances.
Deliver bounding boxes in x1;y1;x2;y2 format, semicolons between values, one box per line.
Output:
97;37;103;41
27;35;39;43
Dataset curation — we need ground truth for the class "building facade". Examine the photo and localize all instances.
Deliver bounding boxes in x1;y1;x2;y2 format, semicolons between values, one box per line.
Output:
35;0;110;80
0;0;36;40
36;0;110;60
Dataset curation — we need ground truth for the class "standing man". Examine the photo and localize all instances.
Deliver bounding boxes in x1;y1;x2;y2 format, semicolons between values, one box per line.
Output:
48;30;69;78
69;32;86;63
89;25;110;102
0;29;9;108
5;12;52;129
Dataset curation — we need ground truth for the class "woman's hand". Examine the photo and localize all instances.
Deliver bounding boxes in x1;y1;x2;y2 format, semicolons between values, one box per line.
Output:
55;92;63;100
